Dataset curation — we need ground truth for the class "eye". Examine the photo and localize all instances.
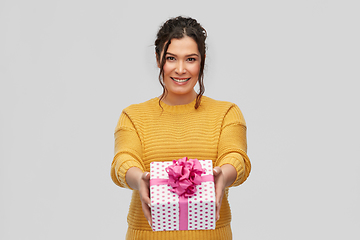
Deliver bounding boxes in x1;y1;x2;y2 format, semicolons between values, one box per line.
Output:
166;56;175;61
187;57;196;62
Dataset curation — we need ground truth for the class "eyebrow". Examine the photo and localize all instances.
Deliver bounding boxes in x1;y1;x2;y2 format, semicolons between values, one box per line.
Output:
166;52;200;58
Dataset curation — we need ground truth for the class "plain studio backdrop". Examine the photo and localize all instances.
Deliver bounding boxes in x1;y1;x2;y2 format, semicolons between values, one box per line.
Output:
1;0;359;239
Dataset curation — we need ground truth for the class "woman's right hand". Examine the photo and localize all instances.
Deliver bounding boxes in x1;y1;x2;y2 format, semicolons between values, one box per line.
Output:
126;167;152;227
139;172;152;227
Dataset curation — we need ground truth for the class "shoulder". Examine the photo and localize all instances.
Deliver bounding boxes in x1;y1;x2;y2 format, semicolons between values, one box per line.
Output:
200;96;239;111
116;98;159;130
201;96;246;125
123;98;159;115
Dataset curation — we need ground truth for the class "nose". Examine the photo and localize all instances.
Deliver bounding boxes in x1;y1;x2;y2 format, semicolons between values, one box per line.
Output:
175;61;186;74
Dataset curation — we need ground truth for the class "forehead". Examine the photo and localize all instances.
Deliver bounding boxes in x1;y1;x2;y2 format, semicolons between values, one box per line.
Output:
166;36;199;55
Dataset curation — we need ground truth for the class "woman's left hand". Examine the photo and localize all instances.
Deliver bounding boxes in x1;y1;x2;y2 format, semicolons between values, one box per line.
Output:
213;164;237;221
213;166;226;221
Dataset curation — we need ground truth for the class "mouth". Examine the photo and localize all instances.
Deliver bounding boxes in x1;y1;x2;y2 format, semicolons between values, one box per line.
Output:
171;77;191;83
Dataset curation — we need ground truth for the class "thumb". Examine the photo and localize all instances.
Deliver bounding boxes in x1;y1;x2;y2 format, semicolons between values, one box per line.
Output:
213;166;222;177
142;172;150;180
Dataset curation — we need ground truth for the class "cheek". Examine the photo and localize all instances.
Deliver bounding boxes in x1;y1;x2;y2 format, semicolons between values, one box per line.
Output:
188;64;201;77
162;63;173;76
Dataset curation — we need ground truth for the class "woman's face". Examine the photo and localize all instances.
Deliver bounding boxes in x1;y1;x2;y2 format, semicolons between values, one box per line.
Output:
160;36;201;103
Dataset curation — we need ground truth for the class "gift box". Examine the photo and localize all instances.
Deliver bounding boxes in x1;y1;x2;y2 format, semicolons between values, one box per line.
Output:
150;157;216;231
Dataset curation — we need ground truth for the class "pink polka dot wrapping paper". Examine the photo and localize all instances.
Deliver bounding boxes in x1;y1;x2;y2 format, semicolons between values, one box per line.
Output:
150;160;216;231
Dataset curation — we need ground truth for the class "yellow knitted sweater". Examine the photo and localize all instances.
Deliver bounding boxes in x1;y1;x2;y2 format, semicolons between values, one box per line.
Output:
111;96;251;240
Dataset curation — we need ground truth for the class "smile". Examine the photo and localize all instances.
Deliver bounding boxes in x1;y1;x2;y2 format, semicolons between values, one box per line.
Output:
171;77;190;83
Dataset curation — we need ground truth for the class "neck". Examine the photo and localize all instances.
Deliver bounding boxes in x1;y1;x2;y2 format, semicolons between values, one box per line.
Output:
161;91;197;106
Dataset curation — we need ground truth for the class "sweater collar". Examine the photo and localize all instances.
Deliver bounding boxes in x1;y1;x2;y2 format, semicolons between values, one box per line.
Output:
154;97;199;113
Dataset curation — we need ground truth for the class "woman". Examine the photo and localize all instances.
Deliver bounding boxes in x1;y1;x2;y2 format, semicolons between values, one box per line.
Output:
111;16;251;239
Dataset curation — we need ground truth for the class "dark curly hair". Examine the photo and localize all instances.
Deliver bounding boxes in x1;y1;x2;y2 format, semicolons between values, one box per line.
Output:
155;16;207;109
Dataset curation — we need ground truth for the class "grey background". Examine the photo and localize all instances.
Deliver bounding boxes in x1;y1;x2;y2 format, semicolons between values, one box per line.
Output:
1;0;359;239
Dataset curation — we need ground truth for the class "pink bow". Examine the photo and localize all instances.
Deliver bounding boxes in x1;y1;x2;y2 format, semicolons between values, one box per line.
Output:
165;157;206;197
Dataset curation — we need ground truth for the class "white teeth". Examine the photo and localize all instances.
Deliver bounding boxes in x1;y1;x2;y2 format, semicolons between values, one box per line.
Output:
172;78;190;83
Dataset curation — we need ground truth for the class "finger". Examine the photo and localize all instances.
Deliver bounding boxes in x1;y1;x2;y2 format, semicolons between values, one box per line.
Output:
139;175;151;205
141;193;151;206
213;166;222;177
142;172;150;181
215;186;221;221
141;201;152;227
213;167;224;222
140;172;152;227
215;194;223;221
141;173;151;205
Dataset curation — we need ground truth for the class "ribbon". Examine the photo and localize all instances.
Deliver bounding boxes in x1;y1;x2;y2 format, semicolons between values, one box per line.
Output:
165;157;206;198
150;175;214;187
150;158;214;231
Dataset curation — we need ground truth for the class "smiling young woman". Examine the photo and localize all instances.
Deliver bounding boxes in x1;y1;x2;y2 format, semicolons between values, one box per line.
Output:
111;16;251;240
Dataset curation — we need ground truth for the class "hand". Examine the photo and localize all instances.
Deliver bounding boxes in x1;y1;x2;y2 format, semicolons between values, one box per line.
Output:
213;166;225;222
213;164;237;222
126;167;152;227
139;172;152;227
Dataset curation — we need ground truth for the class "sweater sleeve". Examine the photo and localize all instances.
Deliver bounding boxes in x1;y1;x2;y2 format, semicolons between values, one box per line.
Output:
110;110;145;189
216;104;251;187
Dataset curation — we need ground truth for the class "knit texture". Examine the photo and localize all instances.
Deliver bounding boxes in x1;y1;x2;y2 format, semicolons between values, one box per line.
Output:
111;96;251;239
